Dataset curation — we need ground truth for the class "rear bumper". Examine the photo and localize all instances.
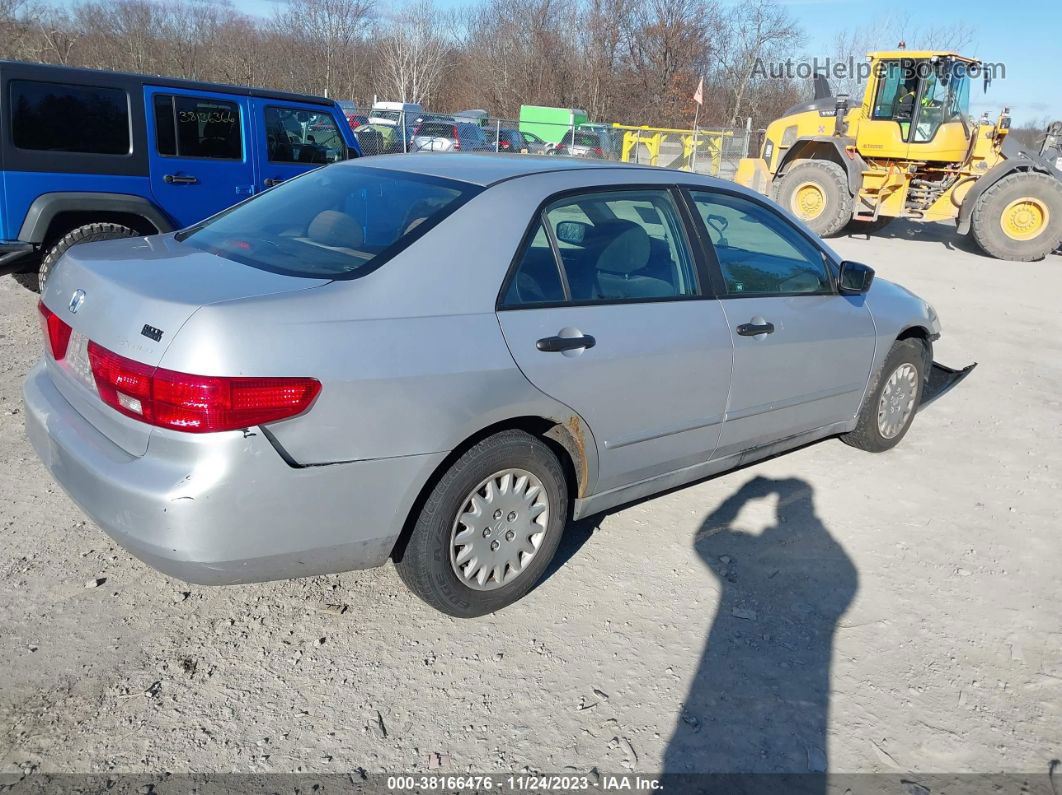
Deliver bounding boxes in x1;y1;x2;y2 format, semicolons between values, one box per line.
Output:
0;241;34;276
23;361;445;585
919;361;977;410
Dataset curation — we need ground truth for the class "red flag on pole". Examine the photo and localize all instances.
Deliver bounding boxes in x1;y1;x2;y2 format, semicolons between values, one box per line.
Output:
693;77;703;106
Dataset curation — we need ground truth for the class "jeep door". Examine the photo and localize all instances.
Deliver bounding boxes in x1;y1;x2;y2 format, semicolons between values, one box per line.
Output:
251;100;350;193
145;87;256;228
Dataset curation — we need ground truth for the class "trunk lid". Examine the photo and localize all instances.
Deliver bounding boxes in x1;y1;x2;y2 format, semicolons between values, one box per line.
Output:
40;233;328;456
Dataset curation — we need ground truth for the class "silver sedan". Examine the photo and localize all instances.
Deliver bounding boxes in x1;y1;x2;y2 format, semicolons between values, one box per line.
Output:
24;154;974;616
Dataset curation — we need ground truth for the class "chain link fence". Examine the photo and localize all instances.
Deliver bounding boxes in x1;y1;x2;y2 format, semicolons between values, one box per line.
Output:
351;111;754;179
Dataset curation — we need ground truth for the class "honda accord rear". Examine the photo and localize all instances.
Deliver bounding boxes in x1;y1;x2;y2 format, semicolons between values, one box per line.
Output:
23;163;485;586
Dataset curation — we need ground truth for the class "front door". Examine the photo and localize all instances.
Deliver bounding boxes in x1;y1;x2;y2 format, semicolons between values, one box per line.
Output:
145;87;256;228
251;100;349;193
686;189;877;459
497;187;733;494
855;58;916;160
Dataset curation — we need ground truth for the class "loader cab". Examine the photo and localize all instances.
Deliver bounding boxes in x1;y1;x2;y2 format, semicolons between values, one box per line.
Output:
858;53;974;162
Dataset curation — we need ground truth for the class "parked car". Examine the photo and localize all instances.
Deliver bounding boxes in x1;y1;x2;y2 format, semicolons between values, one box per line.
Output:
552;130;608;158
483;127;526;152
368;101;423;127
0;61;361;292
345;113;369;129
411;122;489;152
520;131;550;155
25;154;974;617
580;123;621;158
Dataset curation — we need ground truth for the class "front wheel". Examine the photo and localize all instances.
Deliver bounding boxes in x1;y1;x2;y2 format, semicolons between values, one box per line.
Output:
970;172;1062;261
395;430;568;617
841;339;925;453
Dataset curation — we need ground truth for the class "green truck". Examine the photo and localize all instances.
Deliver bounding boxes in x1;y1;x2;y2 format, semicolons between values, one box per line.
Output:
519;105;588;145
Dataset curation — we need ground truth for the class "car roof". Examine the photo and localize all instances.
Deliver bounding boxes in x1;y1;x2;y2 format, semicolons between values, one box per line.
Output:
0;60;336;107
349;152;719;187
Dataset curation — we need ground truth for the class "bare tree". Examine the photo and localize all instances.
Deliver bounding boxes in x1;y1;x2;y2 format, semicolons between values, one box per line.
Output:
373;0;452;105
271;0;374;98
714;0;802;126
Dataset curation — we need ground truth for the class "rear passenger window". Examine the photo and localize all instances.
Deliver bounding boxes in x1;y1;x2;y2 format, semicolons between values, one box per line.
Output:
690;191;832;296
544;190;697;303
11;80;129;154
502;222;566;306
153;95;242;159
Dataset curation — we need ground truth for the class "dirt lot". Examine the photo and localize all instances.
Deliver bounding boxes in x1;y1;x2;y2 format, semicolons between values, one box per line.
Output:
1;221;1059;777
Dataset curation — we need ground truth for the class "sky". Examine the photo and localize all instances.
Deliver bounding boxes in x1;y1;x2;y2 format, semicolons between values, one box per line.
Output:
236;0;1060;122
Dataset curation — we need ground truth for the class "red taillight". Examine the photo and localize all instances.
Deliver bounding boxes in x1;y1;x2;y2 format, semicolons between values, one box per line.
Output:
593;147;604;157
38;301;72;360
87;342;321;433
452;127;461;150
500;140;511;150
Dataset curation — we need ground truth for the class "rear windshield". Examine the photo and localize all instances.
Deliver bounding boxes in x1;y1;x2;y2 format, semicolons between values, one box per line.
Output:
180;166;479;279
416;122;456;137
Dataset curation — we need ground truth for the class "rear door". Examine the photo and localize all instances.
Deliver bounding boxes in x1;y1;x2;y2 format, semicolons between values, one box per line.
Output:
145;87;255;228
251;100;349;192
685;188;876;459
497;187;733;494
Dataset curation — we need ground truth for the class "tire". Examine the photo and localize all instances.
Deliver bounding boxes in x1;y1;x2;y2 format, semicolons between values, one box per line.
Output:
969;172;1062;261
841;339;925;453
395;430;569;617
774;160;853;237
39;223;138;293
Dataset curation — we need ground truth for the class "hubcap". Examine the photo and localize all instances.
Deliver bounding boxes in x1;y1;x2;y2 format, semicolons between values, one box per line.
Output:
877;363;919;439
1000;197;1049;241
792;181;826;220
449;469;549;591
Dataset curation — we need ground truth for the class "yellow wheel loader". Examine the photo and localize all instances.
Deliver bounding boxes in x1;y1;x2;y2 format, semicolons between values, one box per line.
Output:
735;51;1062;261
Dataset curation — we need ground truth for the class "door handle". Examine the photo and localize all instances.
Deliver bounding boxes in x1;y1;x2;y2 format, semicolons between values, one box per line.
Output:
263;177;285;187
736;321;775;336
163;174;198;185
536;334;596;352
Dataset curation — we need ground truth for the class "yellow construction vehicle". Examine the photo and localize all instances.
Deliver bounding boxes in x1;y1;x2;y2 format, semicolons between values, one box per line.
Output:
735;50;1062;261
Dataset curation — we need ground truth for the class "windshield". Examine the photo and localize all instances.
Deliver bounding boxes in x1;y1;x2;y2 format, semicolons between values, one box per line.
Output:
181;166;480;279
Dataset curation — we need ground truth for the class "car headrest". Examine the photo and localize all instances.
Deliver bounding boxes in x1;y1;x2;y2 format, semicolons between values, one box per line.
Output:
595;222;651;275
308;210;364;249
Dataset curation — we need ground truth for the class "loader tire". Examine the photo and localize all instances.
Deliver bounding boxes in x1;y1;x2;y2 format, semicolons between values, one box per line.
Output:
775;160;853;237
39;223;138;293
970;172;1062;261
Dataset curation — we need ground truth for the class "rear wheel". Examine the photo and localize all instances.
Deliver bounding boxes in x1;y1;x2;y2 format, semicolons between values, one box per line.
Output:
39;223;138;293
774;160;853;237
395;430;568;617
841;339;925;453
970;172;1062;261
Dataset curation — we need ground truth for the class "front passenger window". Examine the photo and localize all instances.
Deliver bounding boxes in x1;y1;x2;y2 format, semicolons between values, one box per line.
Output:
690;191;832;296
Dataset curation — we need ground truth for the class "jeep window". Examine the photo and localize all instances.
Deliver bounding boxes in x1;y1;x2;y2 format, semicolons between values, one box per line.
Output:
181;166;480;279
153;95;242;159
264;106;347;164
11;80;129;155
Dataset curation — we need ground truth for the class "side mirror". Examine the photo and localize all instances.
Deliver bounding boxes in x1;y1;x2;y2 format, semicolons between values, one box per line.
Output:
555;220;592;246
838;260;875;294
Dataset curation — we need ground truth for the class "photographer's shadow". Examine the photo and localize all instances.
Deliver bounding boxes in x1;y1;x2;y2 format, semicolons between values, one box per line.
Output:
663;476;858;782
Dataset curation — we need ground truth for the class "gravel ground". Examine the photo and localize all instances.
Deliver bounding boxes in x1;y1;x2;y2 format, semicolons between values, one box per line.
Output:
1;221;1059;777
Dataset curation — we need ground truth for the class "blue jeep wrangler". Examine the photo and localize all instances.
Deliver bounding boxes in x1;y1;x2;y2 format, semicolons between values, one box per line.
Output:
0;61;361;290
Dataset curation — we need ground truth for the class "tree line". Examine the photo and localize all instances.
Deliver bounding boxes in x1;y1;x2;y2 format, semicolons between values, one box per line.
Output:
2;0;995;131
0;0;808;130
